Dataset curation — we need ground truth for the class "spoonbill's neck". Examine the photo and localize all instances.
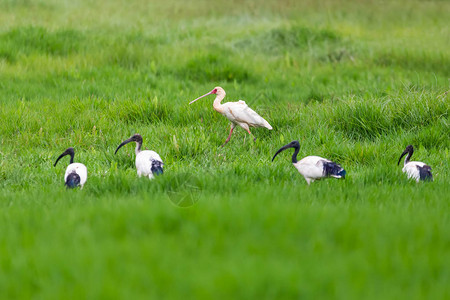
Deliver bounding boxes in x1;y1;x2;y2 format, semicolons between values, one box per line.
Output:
213;93;226;113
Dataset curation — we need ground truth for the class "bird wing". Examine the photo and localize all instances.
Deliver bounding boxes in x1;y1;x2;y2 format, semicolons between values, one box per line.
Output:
321;160;346;178
403;162;421;181
403;161;431;182
223;102;272;129
147;150;163;164
295;156;327;179
417;164;432;181
136;150;163;176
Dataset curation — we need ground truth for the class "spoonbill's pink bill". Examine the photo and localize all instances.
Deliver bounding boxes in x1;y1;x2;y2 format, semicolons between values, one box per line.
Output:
189;86;272;146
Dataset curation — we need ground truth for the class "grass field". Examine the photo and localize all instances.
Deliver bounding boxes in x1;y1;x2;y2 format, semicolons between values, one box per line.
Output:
0;0;449;298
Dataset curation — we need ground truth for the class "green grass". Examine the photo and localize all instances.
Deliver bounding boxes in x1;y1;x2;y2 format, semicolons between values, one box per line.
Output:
0;0;449;299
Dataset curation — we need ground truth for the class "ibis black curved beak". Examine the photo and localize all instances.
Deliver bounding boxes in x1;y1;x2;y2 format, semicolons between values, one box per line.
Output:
272;144;294;162
397;150;408;166
54;147;75;166
114;137;134;154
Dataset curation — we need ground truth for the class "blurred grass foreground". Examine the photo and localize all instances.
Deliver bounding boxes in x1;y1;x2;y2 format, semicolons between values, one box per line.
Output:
0;0;449;299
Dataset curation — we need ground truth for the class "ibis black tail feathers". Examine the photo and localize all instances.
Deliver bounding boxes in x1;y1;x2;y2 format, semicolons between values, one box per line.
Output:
323;161;346;179
151;160;164;176
65;172;81;188
418;165;433;182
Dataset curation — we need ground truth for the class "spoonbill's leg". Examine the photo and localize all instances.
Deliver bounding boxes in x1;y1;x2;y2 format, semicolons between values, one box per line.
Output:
221;124;235;147
245;128;257;141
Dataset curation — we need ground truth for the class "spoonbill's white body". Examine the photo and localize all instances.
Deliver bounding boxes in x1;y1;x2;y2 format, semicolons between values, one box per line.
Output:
115;134;163;179
190;87;272;146
272;141;346;185
54;147;87;188
398;145;432;182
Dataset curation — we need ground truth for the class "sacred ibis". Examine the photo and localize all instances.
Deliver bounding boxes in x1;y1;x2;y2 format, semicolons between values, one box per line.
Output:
272;140;346;185
397;145;432;182
189;87;272;146
115;134;163;179
54;147;87;188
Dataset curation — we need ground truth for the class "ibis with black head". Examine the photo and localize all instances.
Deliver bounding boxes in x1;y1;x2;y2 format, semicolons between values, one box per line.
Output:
54;147;87;189
397;145;432;182
115;134;163;179
272;140;346;185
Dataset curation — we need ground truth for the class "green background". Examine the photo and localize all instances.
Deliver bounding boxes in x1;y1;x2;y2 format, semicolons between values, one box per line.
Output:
0;0;449;299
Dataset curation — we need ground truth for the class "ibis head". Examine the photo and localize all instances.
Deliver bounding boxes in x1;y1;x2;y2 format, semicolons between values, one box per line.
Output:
397;145;414;166
54;147;75;166
272;140;300;163
115;134;143;154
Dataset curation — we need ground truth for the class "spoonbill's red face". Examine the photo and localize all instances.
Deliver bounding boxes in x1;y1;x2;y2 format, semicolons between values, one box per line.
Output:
189;87;220;105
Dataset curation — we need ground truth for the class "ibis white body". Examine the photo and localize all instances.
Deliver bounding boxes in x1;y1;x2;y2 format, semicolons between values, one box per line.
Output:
294;156;345;185
64;163;87;188
402;161;428;182
136;150;163;179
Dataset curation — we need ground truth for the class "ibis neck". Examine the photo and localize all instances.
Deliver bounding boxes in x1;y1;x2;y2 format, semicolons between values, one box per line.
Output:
213;93;225;113
69;152;74;164
291;146;299;164
135;142;142;155
404;150;413;165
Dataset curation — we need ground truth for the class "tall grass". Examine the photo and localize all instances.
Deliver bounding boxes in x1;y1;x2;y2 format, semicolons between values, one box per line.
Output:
0;0;449;299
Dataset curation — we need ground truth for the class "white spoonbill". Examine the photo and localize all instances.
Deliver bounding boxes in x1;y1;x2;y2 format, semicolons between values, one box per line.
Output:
115;134;163;179
189;86;272;146
272;140;346;185
397;145;432;182
54;147;87;188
